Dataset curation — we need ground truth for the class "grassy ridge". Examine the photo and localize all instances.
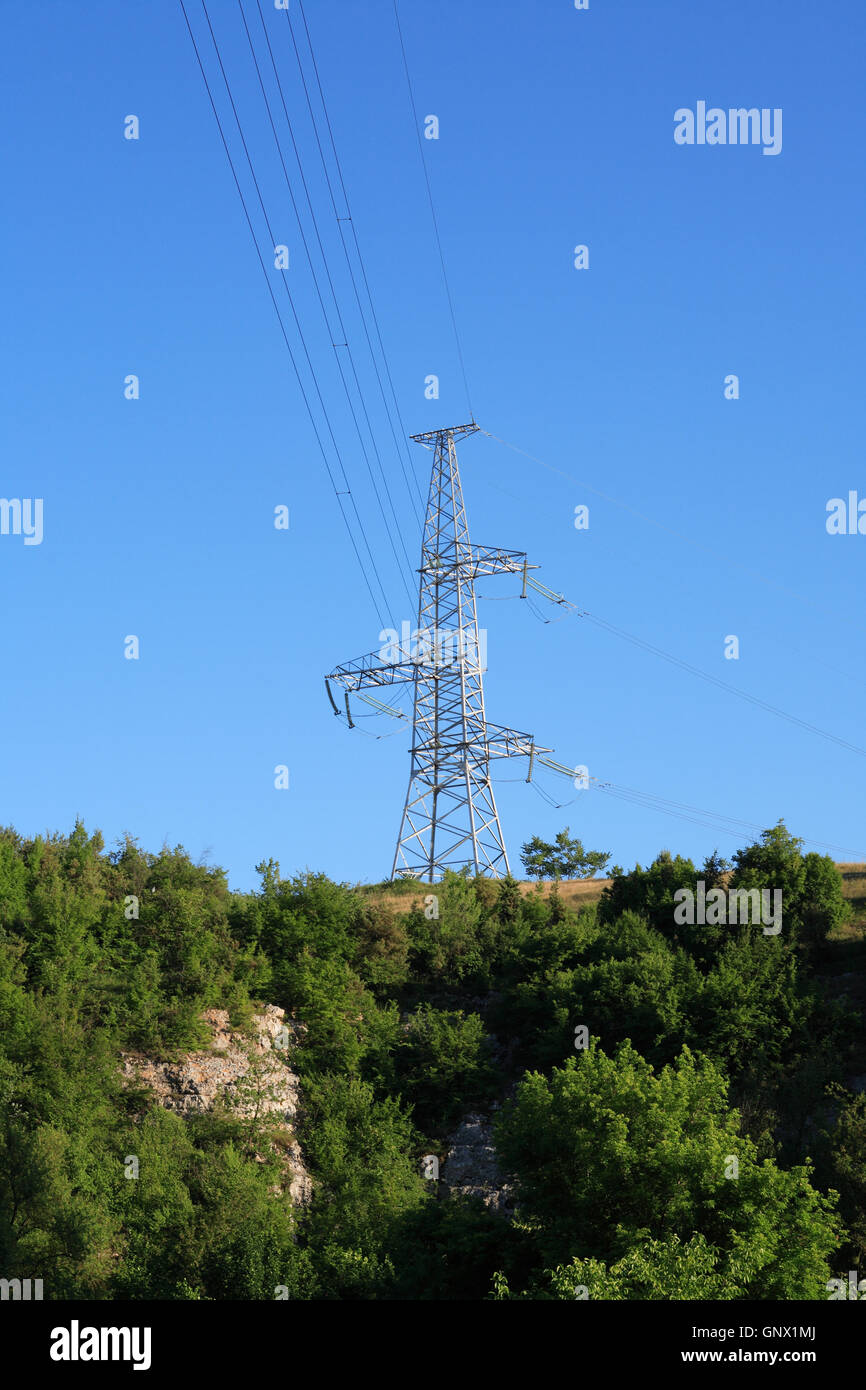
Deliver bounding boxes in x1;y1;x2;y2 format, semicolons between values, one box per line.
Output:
363;862;866;933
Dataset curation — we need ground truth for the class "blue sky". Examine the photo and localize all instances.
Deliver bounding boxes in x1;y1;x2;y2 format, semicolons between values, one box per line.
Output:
1;0;864;890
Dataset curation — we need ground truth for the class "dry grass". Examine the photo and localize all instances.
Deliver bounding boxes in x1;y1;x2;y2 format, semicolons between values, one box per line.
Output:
832;863;866;939
516;877;610;905
361;863;866;932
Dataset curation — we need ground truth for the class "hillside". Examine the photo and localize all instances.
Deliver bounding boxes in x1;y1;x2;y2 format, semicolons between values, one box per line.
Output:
363;861;866;931
1;821;865;1301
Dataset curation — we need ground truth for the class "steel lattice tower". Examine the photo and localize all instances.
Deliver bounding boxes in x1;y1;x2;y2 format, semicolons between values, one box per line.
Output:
326;423;549;882
393;423;506;878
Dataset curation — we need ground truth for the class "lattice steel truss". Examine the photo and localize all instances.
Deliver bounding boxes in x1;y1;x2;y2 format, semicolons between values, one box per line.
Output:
326;423;550;881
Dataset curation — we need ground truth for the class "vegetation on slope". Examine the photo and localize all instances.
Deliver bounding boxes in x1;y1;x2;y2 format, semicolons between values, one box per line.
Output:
0;819;864;1300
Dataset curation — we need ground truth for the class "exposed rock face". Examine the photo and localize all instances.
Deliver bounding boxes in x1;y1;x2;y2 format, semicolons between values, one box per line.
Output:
440;1112;514;1216
121;1005;312;1206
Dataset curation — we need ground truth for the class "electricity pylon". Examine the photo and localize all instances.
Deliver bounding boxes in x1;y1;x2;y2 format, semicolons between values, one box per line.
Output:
326;422;551;882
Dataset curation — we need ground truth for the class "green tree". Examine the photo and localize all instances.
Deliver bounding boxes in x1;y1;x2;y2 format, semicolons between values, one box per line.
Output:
392;1005;498;1134
299;1074;426;1296
823;1088;866;1268
493;1233;735;1300
730;822;848;950
520;828;610;882
406;871;488;986
494;1040;841;1297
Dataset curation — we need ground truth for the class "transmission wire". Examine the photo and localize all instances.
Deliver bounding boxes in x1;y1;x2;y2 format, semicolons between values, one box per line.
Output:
292;0;426;515
200;0;398;623
179;0;389;629
392;0;475;420
238;0;416;607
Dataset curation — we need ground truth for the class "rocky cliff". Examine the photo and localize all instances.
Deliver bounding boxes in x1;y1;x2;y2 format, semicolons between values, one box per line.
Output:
121;1005;518;1218
121;1004;312;1206
440;1111;514;1215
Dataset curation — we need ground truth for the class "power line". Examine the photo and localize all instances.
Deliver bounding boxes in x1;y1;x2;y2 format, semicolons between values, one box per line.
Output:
529;763;866;859
392;0;475;420
482;428;866;640
347;672;866;852
250;0;424;554
272;0;424;523
178;0;390;630
594;783;781;838
237;0;417;608
326;618;866;858
198;0;409;627
576;606;866;760
595;783;866;860
182;9;861;865
290;0;426;517
198;0;396;620
519;574;866;761
596;781;794;846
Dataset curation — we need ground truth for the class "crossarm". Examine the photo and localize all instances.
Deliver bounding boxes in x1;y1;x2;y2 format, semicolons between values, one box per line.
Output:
466;546;534;580
484;723;552;761
326;651;419;694
419;545;539;582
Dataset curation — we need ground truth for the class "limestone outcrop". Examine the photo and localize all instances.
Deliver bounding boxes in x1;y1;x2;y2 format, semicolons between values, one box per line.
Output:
121;1004;312;1205
440;1111;514;1215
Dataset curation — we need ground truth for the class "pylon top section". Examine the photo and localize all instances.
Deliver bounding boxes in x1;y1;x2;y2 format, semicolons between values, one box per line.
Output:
409;421;479;447
325;415;560;881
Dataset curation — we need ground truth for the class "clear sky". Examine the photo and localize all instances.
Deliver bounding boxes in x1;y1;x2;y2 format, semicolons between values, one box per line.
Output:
1;0;864;890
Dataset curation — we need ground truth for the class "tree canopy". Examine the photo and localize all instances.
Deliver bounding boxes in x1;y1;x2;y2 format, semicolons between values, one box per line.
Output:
0;818;860;1301
520;828;611;882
